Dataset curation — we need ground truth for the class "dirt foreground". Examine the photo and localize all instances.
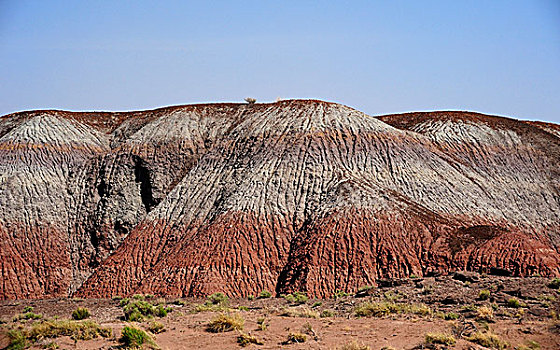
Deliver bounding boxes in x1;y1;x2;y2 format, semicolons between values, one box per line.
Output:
1;274;559;349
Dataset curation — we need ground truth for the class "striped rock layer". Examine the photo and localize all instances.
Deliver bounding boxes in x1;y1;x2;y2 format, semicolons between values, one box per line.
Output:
0;100;558;299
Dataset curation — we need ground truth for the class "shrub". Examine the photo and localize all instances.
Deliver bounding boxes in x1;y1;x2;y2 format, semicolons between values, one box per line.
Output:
507;297;524;308
132;294;145;301
28;320;111;341
237;332;263;347
477;306;494;321
7;329;27;350
247;295;255;301
258;290;272;299
123;300;156;321
194;293;230;312
478;289;491;300
338;340;371;350
13;312;42;321
354;302;431;318
23;306;34;313
237;306;249;311
72;307;90;320
355;286;374;297
425;332;456;345
466;331;509;349
147;321;165;334
283;332;306;344
154;305;172;318
244;97;257;104
283;292;308;305
280;307;319;319
120;326;151;348
547;278;560;289
311;302;322;308
320;309;335;318
208;292;228;305
333;290;349;299
206;313;244;333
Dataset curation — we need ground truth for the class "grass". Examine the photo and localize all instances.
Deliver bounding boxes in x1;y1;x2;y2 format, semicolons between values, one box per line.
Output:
435;311;459;320
7;319;112;345
478;289;491;300
425;332;456;346
283;332;307;344
71;307;90;320
507;297;525;308
337;340;371;350
206;313;244;333
320;309;335;318
13;312;42;321
283;292;308;305
466;331;509;349
256;317;268;331
122;300;171;321
120;326;154;349
6;329;27;350
147;321;165;334
354;301;432;318
280;307;319;319
476;305;494;321
194;293;230;312
237;332;264;347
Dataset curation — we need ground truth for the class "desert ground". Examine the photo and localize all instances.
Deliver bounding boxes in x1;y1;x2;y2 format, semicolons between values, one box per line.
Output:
1;273;559;349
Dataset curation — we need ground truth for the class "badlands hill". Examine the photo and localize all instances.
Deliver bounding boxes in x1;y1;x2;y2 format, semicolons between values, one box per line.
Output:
0;100;559;300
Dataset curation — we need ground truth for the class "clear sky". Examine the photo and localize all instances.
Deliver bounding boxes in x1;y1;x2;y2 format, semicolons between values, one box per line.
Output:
1;1;559;123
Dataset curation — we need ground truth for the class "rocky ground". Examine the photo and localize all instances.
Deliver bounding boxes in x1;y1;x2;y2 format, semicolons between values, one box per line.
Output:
1;274;559;349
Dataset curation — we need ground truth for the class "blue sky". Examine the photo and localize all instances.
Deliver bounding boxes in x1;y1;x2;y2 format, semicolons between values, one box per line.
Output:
1;1;559;122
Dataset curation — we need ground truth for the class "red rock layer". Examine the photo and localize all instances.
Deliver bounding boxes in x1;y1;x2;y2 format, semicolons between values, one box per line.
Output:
1;101;559;299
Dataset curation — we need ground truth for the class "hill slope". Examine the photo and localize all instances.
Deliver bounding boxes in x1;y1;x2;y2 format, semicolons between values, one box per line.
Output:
0;101;558;299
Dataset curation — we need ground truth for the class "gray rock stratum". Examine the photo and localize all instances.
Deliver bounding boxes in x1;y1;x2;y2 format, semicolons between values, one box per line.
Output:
0;100;558;299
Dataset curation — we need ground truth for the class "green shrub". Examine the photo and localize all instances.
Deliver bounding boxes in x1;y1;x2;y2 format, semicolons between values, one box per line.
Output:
247;295;255;301
320;309;335;318
237;306;249;311
237;332;264;347
258;290;272;299
7;329;27;350
132;294;145;300
71;307;90;320
123;300;157;321
208;292;228;305
283;292;308;305
507;297;523;308
154;305;172;317
425;332;456;345
478;289;491;300
13;312;42;321
194;293;230;312
22;306;34;313
206;313;244;333
120;326;151;348
311;302;322;308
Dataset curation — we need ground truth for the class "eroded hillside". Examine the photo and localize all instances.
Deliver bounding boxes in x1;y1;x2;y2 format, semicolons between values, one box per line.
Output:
0;100;558;299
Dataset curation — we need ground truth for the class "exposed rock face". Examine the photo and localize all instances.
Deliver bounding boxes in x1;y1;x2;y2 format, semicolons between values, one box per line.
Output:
0;101;558;299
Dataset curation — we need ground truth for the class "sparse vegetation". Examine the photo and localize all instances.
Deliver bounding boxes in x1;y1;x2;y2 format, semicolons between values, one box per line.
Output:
354;301;431;318
547;278;560;289
333;290;349;299
283;291;308;305
337;340;371;350
23;306;34;313
237;306;249;311
477;305;494;321
195;292;230;312
320;309;335;318
237;332;263;346
206;313;244;333
6;329;27;350
478;289;491;300
147;321;165;334
311;301;322;308
283;332;307;344
256;317;268;331
280;307;319;319
13;312;42;321
466;331;509;349
507;297;524;308
71;307;90;320
436;311;459;320
10;319;112;344
258;290;272;299
425;332;456;346
120;326;153;349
